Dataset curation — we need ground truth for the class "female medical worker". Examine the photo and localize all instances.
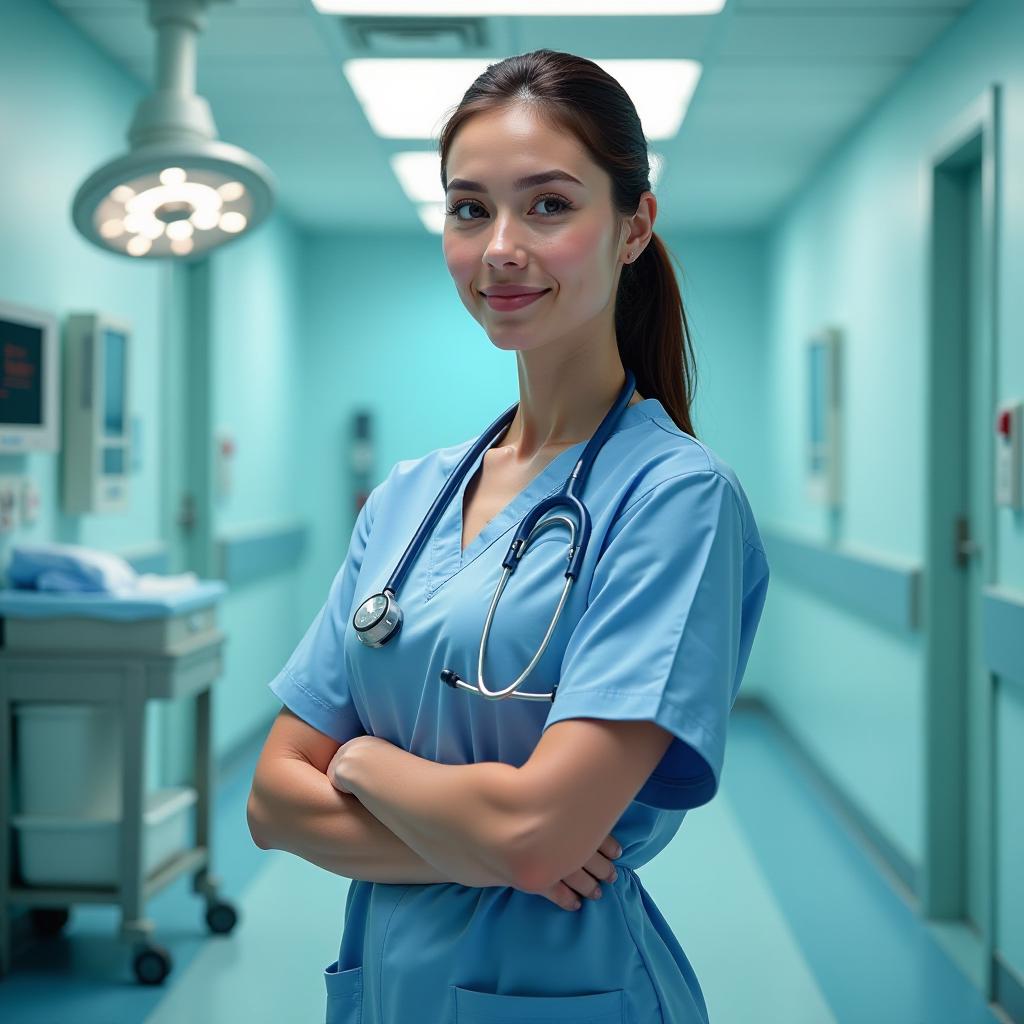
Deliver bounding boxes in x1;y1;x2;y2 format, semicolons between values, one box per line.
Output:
248;49;770;1024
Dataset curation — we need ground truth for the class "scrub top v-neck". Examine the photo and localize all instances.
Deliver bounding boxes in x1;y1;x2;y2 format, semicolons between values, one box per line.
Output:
268;397;771;1024
427;427;588;597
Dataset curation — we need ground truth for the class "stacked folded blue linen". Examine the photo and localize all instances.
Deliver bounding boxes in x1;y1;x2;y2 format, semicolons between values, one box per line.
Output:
6;543;197;595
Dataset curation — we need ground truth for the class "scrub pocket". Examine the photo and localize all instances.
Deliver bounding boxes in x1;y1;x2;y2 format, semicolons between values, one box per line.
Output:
324;960;363;1024
452;985;625;1023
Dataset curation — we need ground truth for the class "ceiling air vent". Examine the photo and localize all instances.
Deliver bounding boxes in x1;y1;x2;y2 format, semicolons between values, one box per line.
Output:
342;16;488;54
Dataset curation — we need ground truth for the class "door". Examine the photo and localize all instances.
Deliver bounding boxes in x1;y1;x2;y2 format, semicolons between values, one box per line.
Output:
923;88;999;997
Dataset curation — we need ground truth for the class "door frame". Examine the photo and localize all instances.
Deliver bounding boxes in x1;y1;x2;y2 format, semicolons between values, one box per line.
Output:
922;84;1001;994
157;256;216;789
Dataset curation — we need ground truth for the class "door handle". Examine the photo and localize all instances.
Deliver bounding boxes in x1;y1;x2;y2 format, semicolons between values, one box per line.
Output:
955;515;980;567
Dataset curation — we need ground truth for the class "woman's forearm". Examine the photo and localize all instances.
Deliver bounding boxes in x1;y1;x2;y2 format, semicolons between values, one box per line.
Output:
248;753;460;884
333;738;531;889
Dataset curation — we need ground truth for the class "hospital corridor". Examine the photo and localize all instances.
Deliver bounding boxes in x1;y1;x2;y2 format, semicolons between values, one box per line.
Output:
0;0;1022;1022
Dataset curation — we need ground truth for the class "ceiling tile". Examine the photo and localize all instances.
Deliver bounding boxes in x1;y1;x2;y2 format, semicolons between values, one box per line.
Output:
719;10;959;59
697;60;904;102
516;15;717;56
735;0;969;8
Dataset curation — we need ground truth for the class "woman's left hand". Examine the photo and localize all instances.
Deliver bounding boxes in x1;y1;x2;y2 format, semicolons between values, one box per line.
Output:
327;734;385;795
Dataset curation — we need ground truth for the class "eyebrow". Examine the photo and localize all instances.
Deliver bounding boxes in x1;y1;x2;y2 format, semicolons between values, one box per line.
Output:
445;169;585;194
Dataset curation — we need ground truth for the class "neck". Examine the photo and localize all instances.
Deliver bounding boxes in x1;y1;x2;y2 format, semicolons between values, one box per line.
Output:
500;337;640;462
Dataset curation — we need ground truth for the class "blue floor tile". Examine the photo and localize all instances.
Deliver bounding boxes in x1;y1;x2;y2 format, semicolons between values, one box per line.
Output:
723;706;1004;1024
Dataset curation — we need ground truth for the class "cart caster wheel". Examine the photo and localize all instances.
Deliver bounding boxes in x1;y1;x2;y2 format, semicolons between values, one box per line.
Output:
133;944;173;986
30;908;70;936
205;901;238;934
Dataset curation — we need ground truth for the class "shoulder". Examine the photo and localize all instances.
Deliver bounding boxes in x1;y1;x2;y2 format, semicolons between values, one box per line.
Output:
362;435;475;523
375;436;475;498
610;403;766;555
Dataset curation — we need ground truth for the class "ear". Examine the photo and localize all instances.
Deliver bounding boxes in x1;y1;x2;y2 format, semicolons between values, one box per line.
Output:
622;191;657;261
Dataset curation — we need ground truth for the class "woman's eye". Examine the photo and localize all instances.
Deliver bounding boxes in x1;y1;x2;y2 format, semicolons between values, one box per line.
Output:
446;195;573;221
446;200;483;221
535;196;571;216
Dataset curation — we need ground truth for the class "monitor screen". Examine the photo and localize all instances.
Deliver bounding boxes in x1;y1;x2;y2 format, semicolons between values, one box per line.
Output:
0;317;44;427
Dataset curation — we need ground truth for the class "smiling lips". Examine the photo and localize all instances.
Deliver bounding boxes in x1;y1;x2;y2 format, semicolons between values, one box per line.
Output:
482;288;551;311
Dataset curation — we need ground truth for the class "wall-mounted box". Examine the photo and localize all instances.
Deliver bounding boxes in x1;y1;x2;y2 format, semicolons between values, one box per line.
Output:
62;313;132;515
806;326;843;507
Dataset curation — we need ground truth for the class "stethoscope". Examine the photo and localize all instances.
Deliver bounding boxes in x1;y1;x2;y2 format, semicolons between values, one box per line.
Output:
352;370;637;703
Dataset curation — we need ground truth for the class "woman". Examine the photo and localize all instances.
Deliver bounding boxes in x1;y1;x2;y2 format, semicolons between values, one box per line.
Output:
251;49;770;1024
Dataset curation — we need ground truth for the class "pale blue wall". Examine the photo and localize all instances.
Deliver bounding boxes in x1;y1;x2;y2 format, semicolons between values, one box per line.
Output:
208;214;308;759
753;0;1024;973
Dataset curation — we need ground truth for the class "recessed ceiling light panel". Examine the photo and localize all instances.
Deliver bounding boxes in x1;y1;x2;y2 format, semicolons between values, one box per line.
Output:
346;58;700;141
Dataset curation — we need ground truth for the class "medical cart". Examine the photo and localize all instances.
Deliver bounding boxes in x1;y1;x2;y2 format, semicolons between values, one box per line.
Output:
0;581;239;985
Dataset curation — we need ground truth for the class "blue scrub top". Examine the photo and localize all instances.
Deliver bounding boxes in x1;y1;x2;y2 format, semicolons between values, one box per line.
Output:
269;396;770;1024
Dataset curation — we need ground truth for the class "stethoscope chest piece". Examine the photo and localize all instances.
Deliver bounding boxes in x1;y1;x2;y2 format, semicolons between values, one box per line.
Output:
353;590;403;647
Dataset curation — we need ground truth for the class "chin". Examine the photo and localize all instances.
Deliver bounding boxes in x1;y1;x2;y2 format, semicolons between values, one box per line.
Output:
485;329;551;353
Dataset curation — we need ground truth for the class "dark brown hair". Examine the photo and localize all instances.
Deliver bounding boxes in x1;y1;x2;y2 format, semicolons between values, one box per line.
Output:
437;48;698;438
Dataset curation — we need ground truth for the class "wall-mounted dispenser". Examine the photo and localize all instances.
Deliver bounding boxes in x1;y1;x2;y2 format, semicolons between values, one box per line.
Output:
62;314;132;515
350;410;374;521
995;400;1022;509
806;326;843;507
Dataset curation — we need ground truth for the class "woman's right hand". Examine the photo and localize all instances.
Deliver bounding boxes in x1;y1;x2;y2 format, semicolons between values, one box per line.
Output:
531;833;622;912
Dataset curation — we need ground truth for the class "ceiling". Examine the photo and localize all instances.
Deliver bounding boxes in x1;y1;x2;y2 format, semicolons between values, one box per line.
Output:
48;0;975;234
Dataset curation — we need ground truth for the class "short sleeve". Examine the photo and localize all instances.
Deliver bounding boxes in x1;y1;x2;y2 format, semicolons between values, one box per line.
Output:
267;483;382;744
541;470;770;810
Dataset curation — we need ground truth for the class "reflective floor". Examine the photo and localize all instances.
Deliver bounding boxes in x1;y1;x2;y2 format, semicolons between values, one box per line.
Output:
0;705;1006;1023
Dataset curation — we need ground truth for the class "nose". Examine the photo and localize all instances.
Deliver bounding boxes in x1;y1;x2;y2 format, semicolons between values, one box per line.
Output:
483;212;528;268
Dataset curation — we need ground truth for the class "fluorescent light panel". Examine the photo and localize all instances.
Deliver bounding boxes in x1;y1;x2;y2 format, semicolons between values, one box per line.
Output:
344;58;700;141
418;204;447;234
316;1;724;13
392;153;445;204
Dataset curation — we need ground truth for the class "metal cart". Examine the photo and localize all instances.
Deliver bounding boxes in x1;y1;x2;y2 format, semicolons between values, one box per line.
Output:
0;581;239;985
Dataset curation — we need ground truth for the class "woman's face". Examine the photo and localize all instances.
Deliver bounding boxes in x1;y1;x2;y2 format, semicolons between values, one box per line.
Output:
442;104;630;356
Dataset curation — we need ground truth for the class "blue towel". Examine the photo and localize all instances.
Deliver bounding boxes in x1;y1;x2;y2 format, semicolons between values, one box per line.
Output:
7;543;138;593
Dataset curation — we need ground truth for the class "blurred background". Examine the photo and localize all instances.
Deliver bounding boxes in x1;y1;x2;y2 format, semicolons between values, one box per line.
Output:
0;0;1021;1021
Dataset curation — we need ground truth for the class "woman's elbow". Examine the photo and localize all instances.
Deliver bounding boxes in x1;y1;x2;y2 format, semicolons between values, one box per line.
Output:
246;790;273;850
509;855;556;894
502;808;561;892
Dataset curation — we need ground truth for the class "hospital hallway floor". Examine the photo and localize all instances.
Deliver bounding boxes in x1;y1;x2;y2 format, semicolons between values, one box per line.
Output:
0;702;1010;1024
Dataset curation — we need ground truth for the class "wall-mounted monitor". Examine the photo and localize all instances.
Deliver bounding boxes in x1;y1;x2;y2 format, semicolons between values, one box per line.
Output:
0;301;60;453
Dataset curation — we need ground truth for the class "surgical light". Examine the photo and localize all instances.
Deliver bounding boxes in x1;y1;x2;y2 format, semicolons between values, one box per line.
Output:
72;0;275;261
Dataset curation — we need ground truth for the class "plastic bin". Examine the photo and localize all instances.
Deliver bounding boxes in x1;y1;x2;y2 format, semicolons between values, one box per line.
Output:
14;703;122;818
12;786;197;888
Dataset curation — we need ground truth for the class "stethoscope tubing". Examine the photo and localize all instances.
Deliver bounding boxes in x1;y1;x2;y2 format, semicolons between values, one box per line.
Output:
384;403;519;600
353;370;637;702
